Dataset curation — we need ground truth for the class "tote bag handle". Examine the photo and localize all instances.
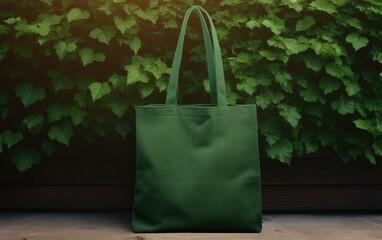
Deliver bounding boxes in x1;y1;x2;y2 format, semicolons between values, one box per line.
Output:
165;6;227;106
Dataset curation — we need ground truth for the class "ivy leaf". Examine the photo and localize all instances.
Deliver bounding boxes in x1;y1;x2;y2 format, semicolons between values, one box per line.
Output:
0;24;9;35
98;2;116;15
2;130;23;148
15;82;45;107
136;9;159;24
319;77;341;95
36;20;51;36
300;85;325;103
278;104;301;128
70;106;87;126
274;71;293;92
325;63;352;79
109;73;125;89
114;15;136;34
265;137;293;164
305;140;318;154
47;103;71;122
52;75;73;93
110;102;129;118
89;27;115;44
44;14;62;25
42;141;56;157
353;119;372;132
0;42;11;61
73;92;87;108
317;130;336;148
296;16;315;31
345;32;369;51
138;85;154;99
255;89;284;109
129;37;141;55
282;0;304;12
365;148;376;165
259;49;289;63
267;36;285;49
302;56;323;72
296;76;312;88
377;118;382;133
115;121;131;138
156;77;168;92
221;0;241;6
325;63;341;78
11;148;41;172
283;38;309;54
4;17;22;24
79;48;105;66
79;48;93;64
142;57;171;79
48;122;73;146
246;19;260;29
67;8;90;23
237;80;256;95
122;4;140;15
103;98;129;118
54;41;77;60
343;79;360;96
163;19;178;29
345;17;361;30
331;95;355;115
372;137;382;157
125;62;149;85
260;117;282;146
23;114;44;131
309;0;337;14
262;18;285;35
371;47;382;64
356;103;368;118
89;82;111;102
40;0;53;5
236;52;251;63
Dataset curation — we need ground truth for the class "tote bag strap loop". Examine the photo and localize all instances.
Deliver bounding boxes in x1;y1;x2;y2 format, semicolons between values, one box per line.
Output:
165;6;227;106
166;6;214;105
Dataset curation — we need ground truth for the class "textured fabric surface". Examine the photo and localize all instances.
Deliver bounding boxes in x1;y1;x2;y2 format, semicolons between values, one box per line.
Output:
132;5;262;233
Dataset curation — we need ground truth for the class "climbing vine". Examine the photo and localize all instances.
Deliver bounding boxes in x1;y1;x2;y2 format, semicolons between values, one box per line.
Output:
0;0;382;172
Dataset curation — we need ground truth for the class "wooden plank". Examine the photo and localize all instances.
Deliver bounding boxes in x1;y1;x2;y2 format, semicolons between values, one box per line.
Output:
1;138;381;211
262;185;382;210
1;185;381;210
0;157;134;185
1;156;381;186
0;186;133;210
0;136;136;185
261;157;382;185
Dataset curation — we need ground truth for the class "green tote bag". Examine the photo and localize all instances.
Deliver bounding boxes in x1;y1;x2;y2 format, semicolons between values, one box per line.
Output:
132;5;262;233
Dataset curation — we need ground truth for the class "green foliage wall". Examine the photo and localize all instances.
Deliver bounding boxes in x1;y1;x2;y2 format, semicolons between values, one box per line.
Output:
1;0;382;172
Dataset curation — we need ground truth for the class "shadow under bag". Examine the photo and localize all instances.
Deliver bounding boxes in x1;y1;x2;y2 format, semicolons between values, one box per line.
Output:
132;5;262;233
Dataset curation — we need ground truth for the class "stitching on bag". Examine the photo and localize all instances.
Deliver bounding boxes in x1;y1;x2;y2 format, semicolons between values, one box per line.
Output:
136;180;260;185
136;105;257;117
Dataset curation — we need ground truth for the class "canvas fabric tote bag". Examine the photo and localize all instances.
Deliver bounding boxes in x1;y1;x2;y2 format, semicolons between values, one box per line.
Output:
132;5;262;233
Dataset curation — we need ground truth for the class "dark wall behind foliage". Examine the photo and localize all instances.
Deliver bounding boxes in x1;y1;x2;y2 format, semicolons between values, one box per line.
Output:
0;0;381;172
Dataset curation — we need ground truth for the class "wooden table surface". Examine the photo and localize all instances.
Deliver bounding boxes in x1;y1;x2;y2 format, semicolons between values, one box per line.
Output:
0;212;381;240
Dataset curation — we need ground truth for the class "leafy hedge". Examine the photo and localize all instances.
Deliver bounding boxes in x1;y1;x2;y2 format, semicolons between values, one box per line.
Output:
0;0;382;172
